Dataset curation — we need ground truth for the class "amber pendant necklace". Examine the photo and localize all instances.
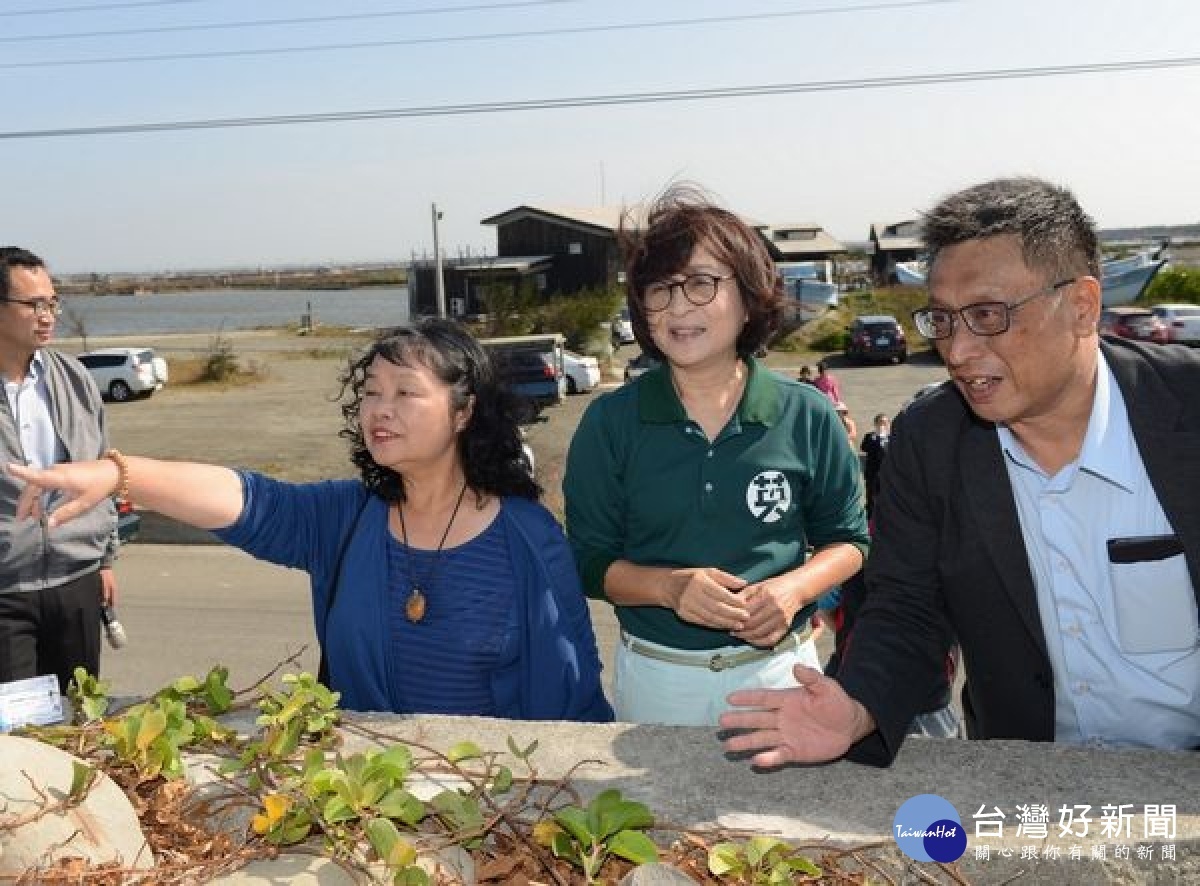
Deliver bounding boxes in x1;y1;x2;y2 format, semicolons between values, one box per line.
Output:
396;482;469;623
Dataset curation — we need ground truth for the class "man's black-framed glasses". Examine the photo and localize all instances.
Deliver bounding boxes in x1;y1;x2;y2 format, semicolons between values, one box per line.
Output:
911;278;1077;340
0;296;62;318
642;273;733;312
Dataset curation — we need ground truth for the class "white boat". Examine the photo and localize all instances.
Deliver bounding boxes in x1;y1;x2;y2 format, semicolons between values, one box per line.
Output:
1101;258;1168;307
778;262;839;320
889;245;1168;306
894;261;927;286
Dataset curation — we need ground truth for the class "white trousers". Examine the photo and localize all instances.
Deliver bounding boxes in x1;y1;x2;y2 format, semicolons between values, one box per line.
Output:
613;632;820;726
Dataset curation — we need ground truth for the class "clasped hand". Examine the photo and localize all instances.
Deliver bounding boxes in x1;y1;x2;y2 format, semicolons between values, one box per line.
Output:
667;568;801;648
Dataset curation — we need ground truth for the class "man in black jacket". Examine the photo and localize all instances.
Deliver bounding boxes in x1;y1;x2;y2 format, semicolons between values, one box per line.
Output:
721;177;1200;765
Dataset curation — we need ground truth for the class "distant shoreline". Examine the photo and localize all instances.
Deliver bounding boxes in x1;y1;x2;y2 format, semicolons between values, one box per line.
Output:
56;268;408;296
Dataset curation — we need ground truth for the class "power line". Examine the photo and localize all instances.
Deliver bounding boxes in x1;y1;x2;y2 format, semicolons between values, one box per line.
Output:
0;0;214;17
1;0;578;42
0;0;961;67
3;56;1196;140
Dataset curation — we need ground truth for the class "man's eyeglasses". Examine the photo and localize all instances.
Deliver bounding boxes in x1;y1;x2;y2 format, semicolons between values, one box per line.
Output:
911;278;1077;340
1;296;62;318
642;273;733;312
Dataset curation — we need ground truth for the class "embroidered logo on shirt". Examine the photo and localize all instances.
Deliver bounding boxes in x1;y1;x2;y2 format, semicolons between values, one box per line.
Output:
746;470;791;523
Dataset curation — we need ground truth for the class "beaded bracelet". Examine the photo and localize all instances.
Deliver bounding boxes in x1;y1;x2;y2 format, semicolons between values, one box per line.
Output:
104;448;130;502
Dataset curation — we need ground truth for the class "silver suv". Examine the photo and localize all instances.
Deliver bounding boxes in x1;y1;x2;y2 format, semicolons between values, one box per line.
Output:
1150;304;1200;346
78;347;169;402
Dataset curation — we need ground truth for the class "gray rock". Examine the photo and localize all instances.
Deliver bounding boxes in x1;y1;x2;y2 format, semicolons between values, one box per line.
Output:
212;845;476;885
0;734;154;877
620;862;700;885
210;854;360;884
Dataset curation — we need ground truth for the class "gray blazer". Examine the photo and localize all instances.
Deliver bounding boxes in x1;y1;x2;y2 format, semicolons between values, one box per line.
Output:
839;337;1200;765
1;349;117;593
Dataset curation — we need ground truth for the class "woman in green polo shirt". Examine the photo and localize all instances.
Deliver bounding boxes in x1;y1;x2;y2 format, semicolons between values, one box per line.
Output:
564;186;870;726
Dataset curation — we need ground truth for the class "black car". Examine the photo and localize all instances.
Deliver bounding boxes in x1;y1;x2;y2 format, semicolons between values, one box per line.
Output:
845;315;907;364
481;338;566;423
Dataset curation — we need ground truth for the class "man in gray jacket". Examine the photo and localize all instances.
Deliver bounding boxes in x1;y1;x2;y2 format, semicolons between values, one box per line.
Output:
1;247;119;693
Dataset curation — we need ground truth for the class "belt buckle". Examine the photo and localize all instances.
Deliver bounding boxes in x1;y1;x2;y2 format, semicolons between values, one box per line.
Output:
708;653;728;672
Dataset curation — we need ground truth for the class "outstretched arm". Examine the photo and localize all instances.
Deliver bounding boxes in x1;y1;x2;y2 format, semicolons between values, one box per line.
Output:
8;456;244;531
719;664;877;767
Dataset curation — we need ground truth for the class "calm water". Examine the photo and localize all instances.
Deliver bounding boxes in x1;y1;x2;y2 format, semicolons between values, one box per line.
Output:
59;287;410;337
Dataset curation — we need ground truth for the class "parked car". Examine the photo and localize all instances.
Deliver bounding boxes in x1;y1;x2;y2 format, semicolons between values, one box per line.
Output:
623;351;660;383
611;307;636;348
562;350;601;394
1150;303;1200;345
116;497;140;543
1099;306;1168;344
845;315;907;363
78;347;169;402
480;334;566;424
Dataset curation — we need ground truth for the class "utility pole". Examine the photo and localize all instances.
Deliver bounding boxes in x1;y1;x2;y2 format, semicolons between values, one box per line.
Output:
432;203;447;318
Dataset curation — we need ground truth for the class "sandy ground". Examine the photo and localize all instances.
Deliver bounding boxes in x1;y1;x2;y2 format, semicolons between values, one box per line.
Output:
71;328;950;518
76;328;950;691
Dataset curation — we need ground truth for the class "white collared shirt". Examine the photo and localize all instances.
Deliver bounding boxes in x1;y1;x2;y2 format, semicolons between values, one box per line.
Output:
2;350;64;470
998;355;1200;749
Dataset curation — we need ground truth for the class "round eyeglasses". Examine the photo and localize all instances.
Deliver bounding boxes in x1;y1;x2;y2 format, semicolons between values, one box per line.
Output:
642;273;732;312
911;278;1076;340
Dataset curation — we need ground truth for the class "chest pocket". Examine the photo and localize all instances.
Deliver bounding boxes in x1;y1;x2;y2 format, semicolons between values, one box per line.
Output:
1109;554;1198;655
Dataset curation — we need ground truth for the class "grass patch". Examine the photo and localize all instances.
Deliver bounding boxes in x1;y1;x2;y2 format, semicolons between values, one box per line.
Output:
282;322;376;339
775;287;931;354
276;346;359;361
169;355;269;388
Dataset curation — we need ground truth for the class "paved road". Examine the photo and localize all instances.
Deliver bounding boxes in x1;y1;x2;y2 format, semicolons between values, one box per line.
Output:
104;352;953;702
102;544;626;700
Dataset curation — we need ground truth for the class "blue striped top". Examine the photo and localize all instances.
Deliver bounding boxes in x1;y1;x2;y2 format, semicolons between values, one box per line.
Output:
385;515;518;715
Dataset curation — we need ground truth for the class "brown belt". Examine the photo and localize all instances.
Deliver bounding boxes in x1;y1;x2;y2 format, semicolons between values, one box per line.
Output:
620;623;812;673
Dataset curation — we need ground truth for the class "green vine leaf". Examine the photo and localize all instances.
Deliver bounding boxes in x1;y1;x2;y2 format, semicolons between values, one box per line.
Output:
375;789;425;827
445;740;483;763
607;829;659;866
708;842;743;877
68;761;98;801
490;765;513;795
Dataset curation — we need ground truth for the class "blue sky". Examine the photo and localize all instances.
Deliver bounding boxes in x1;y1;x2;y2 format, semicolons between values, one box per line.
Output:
3;0;1198;272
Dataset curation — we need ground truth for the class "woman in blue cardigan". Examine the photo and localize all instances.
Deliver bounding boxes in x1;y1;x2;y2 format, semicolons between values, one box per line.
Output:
8;320;613;722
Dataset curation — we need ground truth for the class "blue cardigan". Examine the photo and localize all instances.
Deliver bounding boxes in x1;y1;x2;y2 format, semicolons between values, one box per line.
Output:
214;472;613;722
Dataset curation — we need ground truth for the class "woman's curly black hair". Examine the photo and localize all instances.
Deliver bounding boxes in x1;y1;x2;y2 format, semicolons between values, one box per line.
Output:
338;319;541;504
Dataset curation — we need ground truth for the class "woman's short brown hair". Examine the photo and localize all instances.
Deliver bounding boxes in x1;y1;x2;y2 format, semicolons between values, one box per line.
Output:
620;185;784;362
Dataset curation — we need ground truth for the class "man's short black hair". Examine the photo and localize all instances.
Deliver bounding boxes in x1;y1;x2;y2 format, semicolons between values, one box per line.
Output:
0;247;46;298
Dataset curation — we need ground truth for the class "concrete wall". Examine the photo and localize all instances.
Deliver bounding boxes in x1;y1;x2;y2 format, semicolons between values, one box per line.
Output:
337;712;1199;884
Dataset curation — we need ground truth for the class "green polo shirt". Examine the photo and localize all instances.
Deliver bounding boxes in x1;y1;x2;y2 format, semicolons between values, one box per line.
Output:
564;357;869;650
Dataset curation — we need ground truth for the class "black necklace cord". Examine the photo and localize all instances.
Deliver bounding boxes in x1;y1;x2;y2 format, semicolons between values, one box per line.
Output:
396;481;469;622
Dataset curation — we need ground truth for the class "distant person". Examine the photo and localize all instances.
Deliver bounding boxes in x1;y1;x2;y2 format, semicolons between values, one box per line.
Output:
0;246;119;694
859;413;891;518
834;401;857;444
564;186;868;726
9;320;613;722
813;360;841;404
722;176;1200;766
797;365;816;385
